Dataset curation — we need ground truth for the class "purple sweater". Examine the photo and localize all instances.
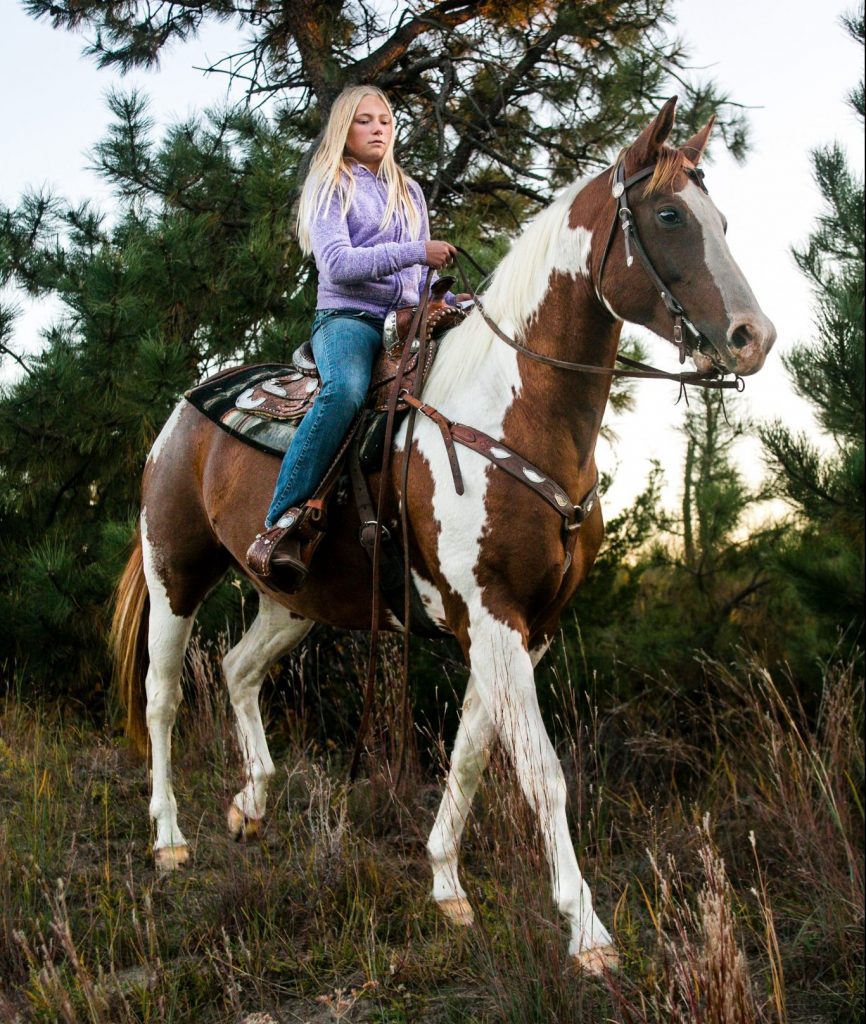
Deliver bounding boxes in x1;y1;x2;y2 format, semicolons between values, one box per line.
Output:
309;164;435;315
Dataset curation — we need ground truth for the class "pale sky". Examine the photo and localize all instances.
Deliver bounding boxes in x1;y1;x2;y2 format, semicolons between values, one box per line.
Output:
1;1;862;514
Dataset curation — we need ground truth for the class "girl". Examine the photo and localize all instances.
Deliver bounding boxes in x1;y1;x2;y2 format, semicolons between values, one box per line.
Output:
246;86;457;585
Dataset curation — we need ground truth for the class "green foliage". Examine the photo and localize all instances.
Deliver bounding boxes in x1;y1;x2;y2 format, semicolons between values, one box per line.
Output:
759;6;865;657
0;101;305;697
559;388;792;696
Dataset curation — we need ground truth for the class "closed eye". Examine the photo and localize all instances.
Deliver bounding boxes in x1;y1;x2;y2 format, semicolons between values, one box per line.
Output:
657;207;683;226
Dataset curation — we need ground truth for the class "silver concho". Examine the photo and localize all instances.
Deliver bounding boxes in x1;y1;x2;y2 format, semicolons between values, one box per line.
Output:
522;468;545;484
489;446;511;459
276;512;296;529
554;492;569;508
612;181;625;198
237;387;267;410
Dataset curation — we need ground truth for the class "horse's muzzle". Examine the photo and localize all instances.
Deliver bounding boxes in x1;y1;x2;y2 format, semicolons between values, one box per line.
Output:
724;312;776;376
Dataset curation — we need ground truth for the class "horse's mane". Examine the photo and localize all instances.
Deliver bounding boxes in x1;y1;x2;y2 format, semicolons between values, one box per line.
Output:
609;144;689;197
645;146;690;195
423;147;690;408
423;176;591;406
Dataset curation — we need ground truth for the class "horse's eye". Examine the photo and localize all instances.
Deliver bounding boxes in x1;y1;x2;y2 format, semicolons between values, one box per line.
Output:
657;207;683;226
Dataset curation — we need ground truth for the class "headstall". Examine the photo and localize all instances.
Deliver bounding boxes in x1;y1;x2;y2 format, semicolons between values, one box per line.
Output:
595;160;716;368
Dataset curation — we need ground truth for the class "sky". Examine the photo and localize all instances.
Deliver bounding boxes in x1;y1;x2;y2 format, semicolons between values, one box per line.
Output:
1;0;863;514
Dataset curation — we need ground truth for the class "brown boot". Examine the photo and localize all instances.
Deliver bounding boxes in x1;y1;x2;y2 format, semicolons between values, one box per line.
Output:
245;508;309;590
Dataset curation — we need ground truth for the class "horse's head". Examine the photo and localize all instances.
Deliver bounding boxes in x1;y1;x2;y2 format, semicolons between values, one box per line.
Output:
593;97;775;376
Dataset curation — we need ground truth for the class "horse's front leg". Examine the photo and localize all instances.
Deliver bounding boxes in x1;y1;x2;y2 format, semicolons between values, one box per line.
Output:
469;614;617;972
427;642;553;925
427;674;495;925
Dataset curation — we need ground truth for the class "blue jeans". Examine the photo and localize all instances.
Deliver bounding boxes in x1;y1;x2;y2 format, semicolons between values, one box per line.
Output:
265;309;385;527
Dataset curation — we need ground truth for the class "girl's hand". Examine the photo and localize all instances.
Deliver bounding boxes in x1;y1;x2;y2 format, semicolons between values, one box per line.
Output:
424;240;457;269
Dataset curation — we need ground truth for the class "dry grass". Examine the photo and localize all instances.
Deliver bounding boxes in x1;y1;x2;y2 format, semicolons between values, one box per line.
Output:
0;639;861;1023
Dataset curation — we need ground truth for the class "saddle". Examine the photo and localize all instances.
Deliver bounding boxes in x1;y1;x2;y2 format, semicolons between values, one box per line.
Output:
236;278;466;423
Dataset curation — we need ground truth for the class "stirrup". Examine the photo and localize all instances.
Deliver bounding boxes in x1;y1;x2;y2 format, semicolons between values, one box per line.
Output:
245;508;309;589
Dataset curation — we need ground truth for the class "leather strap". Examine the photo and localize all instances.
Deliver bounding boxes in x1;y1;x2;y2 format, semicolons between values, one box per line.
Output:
401;392;598;530
350;272;435;782
400;396;465;495
349;432;445;637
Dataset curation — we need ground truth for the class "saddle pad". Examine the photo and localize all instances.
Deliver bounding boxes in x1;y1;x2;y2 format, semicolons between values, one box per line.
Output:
184;364;405;464
185;364;301;457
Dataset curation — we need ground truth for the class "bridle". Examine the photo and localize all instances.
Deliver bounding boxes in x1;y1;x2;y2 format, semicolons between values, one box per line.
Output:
453;160;744;392
595;160;718;368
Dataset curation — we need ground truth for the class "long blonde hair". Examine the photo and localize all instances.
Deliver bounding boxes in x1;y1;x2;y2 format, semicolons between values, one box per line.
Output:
296;86;421;254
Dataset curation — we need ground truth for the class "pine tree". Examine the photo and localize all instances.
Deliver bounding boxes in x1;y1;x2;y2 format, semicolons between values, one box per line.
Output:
22;0;750;220
559;385;797;696
1;1;751;698
626;390;780;679
759;6;865;654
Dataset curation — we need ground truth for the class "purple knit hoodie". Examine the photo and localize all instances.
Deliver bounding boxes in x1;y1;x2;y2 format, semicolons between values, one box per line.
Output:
309;163;436;315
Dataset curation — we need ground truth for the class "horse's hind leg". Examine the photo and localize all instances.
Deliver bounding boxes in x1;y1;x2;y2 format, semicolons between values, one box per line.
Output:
141;510;216;871
223;594;313;839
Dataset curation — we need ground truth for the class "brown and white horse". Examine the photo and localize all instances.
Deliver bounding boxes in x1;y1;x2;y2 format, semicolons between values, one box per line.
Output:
111;99;775;972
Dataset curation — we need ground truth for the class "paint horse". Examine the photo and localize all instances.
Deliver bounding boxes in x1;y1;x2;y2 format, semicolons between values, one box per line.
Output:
111;98;775;973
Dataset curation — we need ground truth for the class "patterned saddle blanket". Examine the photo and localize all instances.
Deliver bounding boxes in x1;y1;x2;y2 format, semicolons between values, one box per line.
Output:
184;297;466;460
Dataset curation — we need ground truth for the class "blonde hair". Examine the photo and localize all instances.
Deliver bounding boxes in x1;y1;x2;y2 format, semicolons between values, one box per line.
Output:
296;86;421;254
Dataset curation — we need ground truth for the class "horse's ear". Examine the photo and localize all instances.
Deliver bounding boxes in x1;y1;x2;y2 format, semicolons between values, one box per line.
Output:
680;115;716;165
629;96;678;166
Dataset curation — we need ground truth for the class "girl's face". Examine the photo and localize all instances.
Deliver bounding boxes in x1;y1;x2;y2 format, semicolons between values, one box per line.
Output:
344;95;393;172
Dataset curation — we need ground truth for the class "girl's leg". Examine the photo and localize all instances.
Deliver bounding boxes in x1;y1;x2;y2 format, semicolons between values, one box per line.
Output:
265;311;383;527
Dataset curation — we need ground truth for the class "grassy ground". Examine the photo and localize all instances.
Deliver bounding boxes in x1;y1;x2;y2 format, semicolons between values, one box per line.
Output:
0;640;862;1024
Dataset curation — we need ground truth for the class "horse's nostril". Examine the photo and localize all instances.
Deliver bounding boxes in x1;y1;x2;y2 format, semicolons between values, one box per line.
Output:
729;323;754;350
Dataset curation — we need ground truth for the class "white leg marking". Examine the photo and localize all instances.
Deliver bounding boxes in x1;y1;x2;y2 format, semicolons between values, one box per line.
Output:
223;596;312;828
427;639;554;919
427;675;495;918
141;508;194;861
469;614;612;956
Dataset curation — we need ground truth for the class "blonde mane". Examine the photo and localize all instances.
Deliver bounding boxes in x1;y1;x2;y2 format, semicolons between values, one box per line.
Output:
423;176;592;407
609;144;689;197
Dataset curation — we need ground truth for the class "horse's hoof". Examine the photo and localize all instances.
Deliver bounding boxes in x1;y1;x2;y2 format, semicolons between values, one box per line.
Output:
436;897;475;927
573;944;619;976
227;803;262;841
154;844;190;871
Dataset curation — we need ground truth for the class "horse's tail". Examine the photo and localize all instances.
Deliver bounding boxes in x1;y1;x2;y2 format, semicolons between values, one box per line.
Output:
110;527;150;758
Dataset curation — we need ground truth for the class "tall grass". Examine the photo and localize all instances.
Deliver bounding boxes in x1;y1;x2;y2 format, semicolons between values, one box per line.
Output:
0;639;861;1022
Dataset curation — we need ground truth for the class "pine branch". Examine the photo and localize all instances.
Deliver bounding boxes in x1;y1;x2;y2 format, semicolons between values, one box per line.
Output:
439;11;576;190
347;0;484;87
0;344;33;377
